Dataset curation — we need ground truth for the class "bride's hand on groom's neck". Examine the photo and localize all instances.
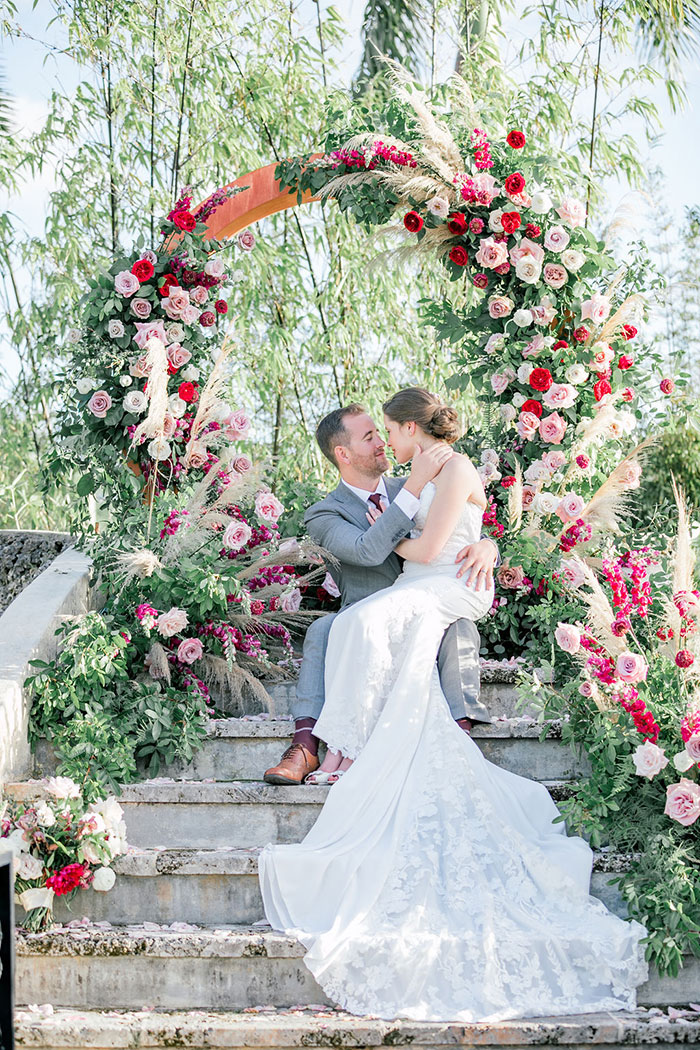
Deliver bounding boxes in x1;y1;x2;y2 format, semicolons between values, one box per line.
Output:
403;443;452;498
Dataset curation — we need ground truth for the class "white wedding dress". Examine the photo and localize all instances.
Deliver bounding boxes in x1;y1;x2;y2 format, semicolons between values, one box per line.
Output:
259;483;648;1022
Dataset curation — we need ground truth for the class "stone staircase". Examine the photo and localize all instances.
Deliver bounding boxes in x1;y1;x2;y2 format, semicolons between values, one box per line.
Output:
9;673;700;1048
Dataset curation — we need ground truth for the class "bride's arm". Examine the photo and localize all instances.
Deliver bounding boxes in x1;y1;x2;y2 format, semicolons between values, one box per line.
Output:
394;456;486;564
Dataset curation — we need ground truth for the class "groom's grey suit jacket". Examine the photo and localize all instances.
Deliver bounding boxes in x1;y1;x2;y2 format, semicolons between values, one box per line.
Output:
293;475;491;724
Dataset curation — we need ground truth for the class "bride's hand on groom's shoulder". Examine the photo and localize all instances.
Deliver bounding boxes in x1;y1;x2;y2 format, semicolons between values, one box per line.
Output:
455;538;497;591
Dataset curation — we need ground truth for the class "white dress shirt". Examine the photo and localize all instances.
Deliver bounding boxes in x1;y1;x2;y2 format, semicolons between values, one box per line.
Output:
342;476;420;520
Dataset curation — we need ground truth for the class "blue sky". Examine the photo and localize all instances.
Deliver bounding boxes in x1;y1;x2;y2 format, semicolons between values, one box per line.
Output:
1;0;698;381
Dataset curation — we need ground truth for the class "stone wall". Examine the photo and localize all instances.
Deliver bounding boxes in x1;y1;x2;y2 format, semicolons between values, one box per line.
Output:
0;530;73;614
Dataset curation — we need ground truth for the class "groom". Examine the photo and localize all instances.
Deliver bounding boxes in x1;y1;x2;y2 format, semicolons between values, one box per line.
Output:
264;403;498;785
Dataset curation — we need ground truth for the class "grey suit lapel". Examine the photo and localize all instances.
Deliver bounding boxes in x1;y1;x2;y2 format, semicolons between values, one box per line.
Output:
385;475;406;503
331;482;372;527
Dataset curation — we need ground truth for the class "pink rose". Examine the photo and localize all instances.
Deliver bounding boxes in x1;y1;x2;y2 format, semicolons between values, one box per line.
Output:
255;491;284;523
237;229;256;251
114;270;140;297
543;263;568;289
543;382;578;409
280;588;302;613
133;320;168;350
181;304;200;325
87;390;113;418
472;172;499;205
130;355;150;378
484;334;505;356
555;196;586;228
521;486;536;509
632;740;668;780
509;237;545;268
223;410;251;439
580;293;611;325
233;454;252;474
561;558;585;588
142;249;158;265
162;412;176;439
496;564;526;589
554;622;581;654
490;372;511;395
590;342;614;371
191;285;208;305
664;779;700;827
556;492;586;523
321;572;340;597
616;651;648;684
222;520;252;550
177;638;204;665
488;295;514;319
542;450;566;470
531;298;557;326
523;334;546;358
538;412;567;445
130;298;152;319
164;288;190;316
204;258;225;278
685;734;700;763
615;461;642;490
167;344;192;370
517;411;540;440
476;237;509;270
157;607;189;638
579;679;597;698
543;225;570;252
187;442;210;470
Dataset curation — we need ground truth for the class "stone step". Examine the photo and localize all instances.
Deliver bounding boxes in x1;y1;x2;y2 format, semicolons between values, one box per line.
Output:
6;779;576;850
35;717;587;783
14;1005;700;1050
15;924;700;1011
53;846;629;927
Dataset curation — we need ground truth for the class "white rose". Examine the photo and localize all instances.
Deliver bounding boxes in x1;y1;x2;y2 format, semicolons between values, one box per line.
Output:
534;491;560;514
517;363;533;384
81;841;102;865
92;866;117;892
165;323;185;343
501;404;518;423
180;365;200;382
76;378;95;395
632;740;668;780
512;392;526;408
204;258;225;278
478;463;501;485
68;328;81;344
674;750;696;773
230;270;246;284
89;797;124;832
45;776;81;799
168;395;187;418
561;248;585;272
17;852;44;881
513;308;534;327
480;448;500;465
566;363;588;385
530;190;553;214
119;375;133;387
488;208;504;232
147;438;172;461
426;196;450;218
213;400;232;422
124;390;147;414
514;257;541;284
5;828;30;855
35;802;55;828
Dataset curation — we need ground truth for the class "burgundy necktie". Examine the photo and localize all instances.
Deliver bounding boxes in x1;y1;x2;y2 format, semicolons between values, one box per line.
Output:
368;493;383;511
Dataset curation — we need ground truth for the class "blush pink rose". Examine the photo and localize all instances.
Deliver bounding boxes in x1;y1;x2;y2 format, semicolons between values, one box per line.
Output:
616;651;648;684
517;411;541;440
543;382;578;409
685;734;700;763
539;412;567;445
523;334;546;358
157;607;189;638
187;443;210;470
554;622;581;653
531;298;557;326
87;390;113;418
161;412;177;439
222;520;252;550
561;558;585;588
223;410;251;439
255;491;284;523
579;679;597;698
542;450;566;470
509;237;545;267
322;572;341;597
543;263;568;289
615;461;642;489
476;237;509;269
544;225;571;252
167;344;192;370
472;172;499;205
237;229;256;251
130;298;152;319
632;740;668;780
521;485;537;509
488;295;514;319
181;304;200;325
164;288;190;316
114;270;140;297
581;293;611;325
664;779;700;826
590;342;614;371
130;355;150;378
204;258;225;278
555;196;586;228
191;285;208;305
280;588;302;613
177;638;204;665
233;454;252;474
490;372;511;395
556;492;586;523
133;320;168;350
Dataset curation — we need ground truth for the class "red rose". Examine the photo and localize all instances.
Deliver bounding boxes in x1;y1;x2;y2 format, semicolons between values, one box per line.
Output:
529;367;553;392
131;259;155;283
199;310;216;327
621;386;635;402
449;244;469;267
506;130;526;149
504;172;525;196
552;340;569;352
472;273;488;288
501;476;516;487
622;324;637;340
594;378;612;401
178;381;196;402
172;210;196;232
676;649;695;668
215;299;228;314
500;211;521;234
573;326;589;343
660;377;675;394
158;273;179;297
525;223;541;238
447;212;468;234
521;398;543;417
618;354;634;370
403;211;424;233
494;261;510;275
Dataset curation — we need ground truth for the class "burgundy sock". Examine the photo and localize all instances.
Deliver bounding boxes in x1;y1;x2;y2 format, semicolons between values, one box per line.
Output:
456;717;473;735
292;717;319;756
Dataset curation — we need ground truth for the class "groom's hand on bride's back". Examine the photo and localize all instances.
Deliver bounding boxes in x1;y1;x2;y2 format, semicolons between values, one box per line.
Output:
455;538;498;591
403;443;453;498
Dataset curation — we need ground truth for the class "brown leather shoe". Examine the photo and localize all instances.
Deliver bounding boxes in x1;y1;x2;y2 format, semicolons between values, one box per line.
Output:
264;743;319;785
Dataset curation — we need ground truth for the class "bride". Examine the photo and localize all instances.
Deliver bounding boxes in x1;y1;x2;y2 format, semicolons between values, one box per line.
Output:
259;387;647;1023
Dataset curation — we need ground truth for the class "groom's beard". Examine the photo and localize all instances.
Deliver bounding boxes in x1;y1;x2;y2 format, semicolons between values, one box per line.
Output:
350;449;391;481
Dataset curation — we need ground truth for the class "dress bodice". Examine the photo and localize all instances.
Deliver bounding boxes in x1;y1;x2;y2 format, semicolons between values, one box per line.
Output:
407;481;485;570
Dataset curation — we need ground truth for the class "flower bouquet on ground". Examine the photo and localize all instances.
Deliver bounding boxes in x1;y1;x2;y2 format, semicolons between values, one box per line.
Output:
1;777;127;931
520;486;700;975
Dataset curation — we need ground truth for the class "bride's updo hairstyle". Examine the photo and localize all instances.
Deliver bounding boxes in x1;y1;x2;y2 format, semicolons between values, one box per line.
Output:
382;387;462;444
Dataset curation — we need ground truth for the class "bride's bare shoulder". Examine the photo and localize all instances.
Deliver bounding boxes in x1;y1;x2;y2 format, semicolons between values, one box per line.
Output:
437;451;479;483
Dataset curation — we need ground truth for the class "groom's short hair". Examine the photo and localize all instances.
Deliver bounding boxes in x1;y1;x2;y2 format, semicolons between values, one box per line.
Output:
316;403;366;467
